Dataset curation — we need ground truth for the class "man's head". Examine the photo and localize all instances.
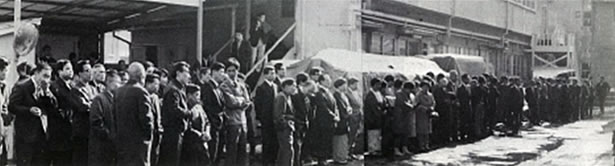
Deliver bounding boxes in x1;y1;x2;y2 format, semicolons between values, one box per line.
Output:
402;81;416;93
426;72;435;79
211;62;227;83
333;78;347;91
33;63;52;88
17;62;33;78
226;59;240;80
105;69;122;90
127;62;147;85
234;32;244;41
309;67;323;81
370;78;383;90
449;70;458;82
296;72;309;86
572;79;578;85
461;74;470;84
301;80;317;94
318;74;332;88
55;59;73;81
145;73;161;94
263;66;276;81
170;61;191;85
348;77;359;91
118;71;129;84
75;60;92;83
0;57;8;81
199;67;211;83
438;77;449;86
92;63;106;83
419;81;431;92
186;84;201;104
384;75;395;84
281;78;298;95
600;76;605;82
256;13;266;22
274;63;286;78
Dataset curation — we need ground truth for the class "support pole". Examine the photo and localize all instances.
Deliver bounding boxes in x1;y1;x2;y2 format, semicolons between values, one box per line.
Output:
14;0;21;39
197;0;204;66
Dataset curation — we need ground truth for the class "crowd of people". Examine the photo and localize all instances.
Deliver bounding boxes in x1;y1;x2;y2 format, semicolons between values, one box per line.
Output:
0;48;610;166
365;71;612;161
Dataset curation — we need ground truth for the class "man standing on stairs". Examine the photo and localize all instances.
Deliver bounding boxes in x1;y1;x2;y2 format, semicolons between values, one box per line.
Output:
250;13;270;66
596;76;611;116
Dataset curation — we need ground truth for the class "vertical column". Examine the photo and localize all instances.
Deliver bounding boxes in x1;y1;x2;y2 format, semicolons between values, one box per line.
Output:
197;0;204;66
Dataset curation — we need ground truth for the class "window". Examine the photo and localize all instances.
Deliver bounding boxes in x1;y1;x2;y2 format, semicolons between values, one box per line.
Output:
104;30;131;64
370;32;382;54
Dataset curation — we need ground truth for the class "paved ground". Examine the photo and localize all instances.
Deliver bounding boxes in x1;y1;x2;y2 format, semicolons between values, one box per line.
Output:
366;106;615;166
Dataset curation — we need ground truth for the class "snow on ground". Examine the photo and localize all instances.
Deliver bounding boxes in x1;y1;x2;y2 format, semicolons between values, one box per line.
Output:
371;107;615;166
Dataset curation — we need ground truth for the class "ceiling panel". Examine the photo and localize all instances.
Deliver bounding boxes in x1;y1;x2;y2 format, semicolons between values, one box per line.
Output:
25;4;58;11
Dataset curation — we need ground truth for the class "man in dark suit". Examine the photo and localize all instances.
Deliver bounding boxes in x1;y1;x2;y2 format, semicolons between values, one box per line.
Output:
201;62;226;164
457;74;473;141
364;78;385;156
250;13;270;65
145;73;163;166
114;62;154;166
48;59;74;166
570;79;581;121
159;61;193;166
273;78;298;166
291;73;314;166
596;76;611;115
9;63;55;166
255;66;278;166
70;60;98;166
230;32;253;74
89;69;121;166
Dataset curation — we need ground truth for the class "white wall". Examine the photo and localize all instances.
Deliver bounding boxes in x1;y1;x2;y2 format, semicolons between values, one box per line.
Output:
295;0;362;59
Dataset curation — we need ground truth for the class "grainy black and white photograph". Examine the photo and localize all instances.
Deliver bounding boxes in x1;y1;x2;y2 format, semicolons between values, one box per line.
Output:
0;0;613;166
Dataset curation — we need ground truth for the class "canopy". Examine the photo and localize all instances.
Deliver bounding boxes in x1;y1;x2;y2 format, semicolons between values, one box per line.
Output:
422;53;490;76
533;67;575;78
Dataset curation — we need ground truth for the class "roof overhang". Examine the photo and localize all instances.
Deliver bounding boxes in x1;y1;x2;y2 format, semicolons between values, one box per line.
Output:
0;0;199;34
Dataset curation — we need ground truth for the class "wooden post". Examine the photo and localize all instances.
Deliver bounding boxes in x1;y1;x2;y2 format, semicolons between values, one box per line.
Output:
197;0;204;66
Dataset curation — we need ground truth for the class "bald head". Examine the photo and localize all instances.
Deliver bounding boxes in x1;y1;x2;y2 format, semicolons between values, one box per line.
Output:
127;62;146;84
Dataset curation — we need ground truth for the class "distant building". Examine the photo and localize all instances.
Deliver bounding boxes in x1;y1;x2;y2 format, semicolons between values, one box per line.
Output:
590;0;615;85
361;0;537;79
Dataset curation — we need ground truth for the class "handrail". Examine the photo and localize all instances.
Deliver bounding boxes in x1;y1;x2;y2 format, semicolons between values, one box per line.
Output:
211;38;234;63
245;22;296;78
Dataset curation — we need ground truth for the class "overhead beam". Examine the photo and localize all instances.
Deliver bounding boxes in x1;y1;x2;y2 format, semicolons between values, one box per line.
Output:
9;0;137;12
0;6;103;18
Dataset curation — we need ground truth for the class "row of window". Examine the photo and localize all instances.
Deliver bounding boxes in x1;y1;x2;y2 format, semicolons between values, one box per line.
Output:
510;0;536;10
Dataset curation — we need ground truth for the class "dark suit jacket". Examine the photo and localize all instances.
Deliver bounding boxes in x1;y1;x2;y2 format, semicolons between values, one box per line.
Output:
8;79;48;143
201;80;224;129
255;81;276;127
364;90;384;130
456;84;472;113
49;79;73;150
90;90;115;142
69;81;98;139
114;82;154;145
161;80;191;133
333;91;350;134
291;90;310;130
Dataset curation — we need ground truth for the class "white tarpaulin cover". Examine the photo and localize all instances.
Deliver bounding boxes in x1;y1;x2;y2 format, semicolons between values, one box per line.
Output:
423;54;491;76
287;48;447;78
532;67;575;78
